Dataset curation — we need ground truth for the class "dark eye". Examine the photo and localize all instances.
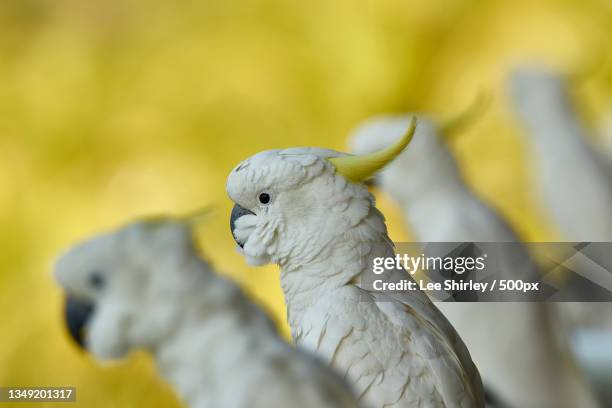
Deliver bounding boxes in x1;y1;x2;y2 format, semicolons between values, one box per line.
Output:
258;192;271;205
89;271;105;289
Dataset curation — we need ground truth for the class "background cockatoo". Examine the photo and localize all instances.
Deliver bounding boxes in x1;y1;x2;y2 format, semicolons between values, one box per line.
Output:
54;216;361;408
509;68;612;242
509;70;612;325
509;68;612;404
348;114;600;408
227;120;485;408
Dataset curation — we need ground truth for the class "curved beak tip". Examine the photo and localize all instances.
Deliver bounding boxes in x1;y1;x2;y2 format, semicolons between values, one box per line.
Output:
64;295;95;350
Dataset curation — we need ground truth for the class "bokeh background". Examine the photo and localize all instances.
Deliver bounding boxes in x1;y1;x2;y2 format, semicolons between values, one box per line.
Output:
1;0;611;406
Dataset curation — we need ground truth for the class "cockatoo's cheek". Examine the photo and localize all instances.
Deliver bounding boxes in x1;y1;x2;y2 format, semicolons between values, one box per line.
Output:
233;213;277;266
88;328;129;362
233;224;255;247
242;238;272;266
232;213;258;247
87;301;132;362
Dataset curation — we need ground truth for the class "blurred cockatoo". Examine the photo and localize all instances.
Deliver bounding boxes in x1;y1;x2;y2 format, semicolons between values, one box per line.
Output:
348;113;600;408
509;70;612;404
509;69;612;328
54;216;361;408
509;68;612;242
227;119;485;408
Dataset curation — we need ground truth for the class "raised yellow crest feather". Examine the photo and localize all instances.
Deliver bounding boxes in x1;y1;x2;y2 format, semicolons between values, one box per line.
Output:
139;206;215;228
181;206;215;227
329;116;417;182
439;91;490;140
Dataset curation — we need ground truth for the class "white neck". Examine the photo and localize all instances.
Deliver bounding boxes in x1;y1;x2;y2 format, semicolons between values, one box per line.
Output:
279;206;396;330
150;258;279;407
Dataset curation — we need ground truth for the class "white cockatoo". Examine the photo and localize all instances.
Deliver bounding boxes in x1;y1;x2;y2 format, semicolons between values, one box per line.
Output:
227;119;485;408
348;114;600;408
509;68;612;328
54;216;361;408
509;69;612;405
509;68;612;242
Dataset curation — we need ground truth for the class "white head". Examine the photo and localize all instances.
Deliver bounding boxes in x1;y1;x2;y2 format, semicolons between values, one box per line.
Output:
54;218;201;361
226;118;416;268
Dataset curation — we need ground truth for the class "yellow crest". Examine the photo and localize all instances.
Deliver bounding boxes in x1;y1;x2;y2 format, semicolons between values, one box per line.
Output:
181;206;215;227
137;206;215;229
439;91;490;141
328;116;417;182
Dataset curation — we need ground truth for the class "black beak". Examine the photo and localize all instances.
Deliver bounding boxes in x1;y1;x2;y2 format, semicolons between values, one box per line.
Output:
230;204;254;248
64;295;95;350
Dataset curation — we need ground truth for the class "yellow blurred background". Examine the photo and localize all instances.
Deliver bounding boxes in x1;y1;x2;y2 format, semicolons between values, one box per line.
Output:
0;0;611;406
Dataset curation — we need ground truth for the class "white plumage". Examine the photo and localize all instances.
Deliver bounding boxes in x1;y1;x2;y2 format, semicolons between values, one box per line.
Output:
509;68;612;242
54;218;361;408
508;70;612;407
509;68;612;333
227;146;484;408
349;115;599;408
